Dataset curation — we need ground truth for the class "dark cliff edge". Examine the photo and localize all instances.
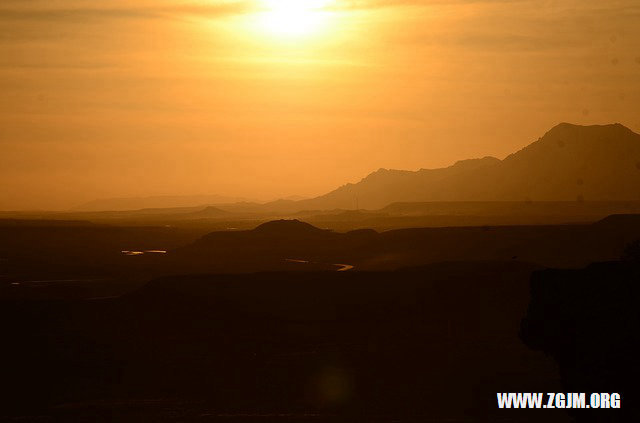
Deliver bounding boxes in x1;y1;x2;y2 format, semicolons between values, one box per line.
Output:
521;261;640;422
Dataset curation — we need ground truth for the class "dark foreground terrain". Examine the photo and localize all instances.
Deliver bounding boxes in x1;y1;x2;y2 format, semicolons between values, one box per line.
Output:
2;259;639;422
2;262;568;422
1;216;639;422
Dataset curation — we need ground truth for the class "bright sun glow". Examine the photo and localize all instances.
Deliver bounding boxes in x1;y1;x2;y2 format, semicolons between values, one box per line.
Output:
256;0;333;38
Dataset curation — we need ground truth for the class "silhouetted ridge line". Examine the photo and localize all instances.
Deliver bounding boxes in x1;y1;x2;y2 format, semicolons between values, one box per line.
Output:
593;213;640;228
521;260;640;422
252;219;326;234
270;123;640;210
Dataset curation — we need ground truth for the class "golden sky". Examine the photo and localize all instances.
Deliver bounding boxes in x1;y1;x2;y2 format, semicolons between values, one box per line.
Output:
1;0;639;209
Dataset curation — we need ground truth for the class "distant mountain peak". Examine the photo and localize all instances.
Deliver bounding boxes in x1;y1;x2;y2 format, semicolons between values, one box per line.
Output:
366;168;412;177
450;156;501;170
501;122;639;163
185;206;230;218
544;122;636;138
201;206;227;212
551;122;628;129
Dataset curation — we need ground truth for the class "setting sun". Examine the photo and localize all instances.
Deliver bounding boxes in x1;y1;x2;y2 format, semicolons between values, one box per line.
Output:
255;0;333;37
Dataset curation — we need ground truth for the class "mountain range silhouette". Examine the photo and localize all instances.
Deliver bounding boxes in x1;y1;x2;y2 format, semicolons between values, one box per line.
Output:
70;123;640;215
277;123;640;210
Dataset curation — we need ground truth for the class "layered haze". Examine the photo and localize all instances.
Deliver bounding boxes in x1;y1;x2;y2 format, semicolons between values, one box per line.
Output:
1;0;640;209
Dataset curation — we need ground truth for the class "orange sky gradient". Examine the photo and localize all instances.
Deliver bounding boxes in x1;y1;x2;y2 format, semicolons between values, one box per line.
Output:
1;0;639;209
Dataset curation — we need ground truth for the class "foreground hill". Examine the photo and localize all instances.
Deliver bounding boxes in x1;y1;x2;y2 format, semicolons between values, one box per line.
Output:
289;123;640;210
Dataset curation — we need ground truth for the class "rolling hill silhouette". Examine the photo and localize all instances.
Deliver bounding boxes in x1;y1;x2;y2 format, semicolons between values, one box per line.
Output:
282;123;640;210
162;215;640;274
252;218;327;235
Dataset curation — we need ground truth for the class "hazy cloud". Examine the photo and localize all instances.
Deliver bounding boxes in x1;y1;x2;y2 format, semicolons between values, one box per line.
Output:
0;0;535;23
0;2;253;23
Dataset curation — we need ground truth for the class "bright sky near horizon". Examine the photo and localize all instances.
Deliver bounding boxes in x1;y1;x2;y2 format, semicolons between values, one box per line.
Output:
1;0;639;209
